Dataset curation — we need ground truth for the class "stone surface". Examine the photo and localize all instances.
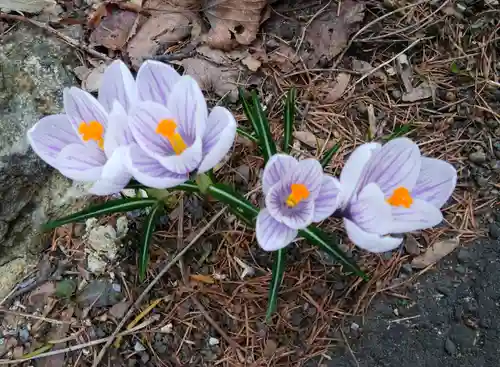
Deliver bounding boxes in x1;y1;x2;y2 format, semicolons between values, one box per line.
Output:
0;25;85;298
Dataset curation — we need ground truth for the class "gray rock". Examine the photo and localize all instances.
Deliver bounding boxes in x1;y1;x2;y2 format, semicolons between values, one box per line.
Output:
457;249;471;264
469;151;487;164
0;25;85;299
76;280;123;308
449;324;477;350
401;263;413;275
455;265;466;275
489;223;500;239
445;338;457;355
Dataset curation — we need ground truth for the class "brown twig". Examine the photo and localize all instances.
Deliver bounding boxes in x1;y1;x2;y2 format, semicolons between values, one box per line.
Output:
91;208;227;367
0;12;111;62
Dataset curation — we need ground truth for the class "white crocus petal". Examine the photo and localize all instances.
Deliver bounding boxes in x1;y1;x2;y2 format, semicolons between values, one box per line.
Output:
63;87;108;135
197;106;237;174
313;175;342;222
167;75;208;143
256;209;298;251
89;146;132;195
344;218;403;253
388;199;444;234
125;144;189;189
412;157;457;209
136;60;181;105
262;154;298;196
56;143;105;182
98;60;137;113
339;142;381;205
104;102;134;158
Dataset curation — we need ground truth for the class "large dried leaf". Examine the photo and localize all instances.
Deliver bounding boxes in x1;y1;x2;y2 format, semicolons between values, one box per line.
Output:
323;72;351;103
204;0;268;50
127;12;193;68
302;0;365;68
0;0;55;13
402;82;434;102
89;6;138;50
293;131;336;151
411;238;460;269
179;58;239;102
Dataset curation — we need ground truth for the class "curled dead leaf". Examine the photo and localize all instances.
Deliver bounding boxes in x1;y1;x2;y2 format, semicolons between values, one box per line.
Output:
241;55;261;71
180;58;239;102
323;72;351;103
302;0;365;68
89;6;138;50
204;0;268;50
293;131;336;151
411;238;460;269
402;82;434;102
74;63;108;92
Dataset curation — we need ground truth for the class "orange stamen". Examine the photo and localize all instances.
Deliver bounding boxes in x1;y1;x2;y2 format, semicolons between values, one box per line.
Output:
286;183;310;207
156;119;187;155
78;120;104;149
386;186;413;208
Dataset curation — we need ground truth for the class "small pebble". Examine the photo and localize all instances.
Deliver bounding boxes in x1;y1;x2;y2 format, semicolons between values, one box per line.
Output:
134;341;146;353
469;151;487;164
445;91;457;102
457;249;471;264
401;263;413;275
455;265;466;275
489;223;500;239
391;89;402;99
445;338;457;355
208;337;219;346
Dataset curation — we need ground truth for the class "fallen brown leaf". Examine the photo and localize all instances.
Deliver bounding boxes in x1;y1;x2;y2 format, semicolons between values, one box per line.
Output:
411;238;460;269
89;5;138;50
324;72;351;103
204;0;268;50
241;54;261;71
74;63;108;93
293;131;335;151
0;0;55;13
396;54;413;93
190;274;215;284
37;306;74;367
180;58;240;102
127;12;193;68
402;82;434;102
302;0;365;68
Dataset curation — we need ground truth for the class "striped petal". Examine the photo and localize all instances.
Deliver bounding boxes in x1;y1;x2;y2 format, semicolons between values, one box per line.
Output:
262;154;298;196
136;60;181;105
256;209;298;251
27;114;80;167
344;218;403;253
388;198;444;234
89;146;132;195
55;143;106;182
412;157;457;209
313;175;341;222
63;87;108;135
348;183;392;235
198;106;237;173
98;60;137;113
104;101;135;158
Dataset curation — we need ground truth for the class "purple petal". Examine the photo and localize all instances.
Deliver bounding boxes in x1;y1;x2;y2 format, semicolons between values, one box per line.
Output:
256;209;298;251
313;175;341;222
266;180;315;229
262;154;298;196
125;144;188;189
348;183;392;235
136;60;181;105
412;157;457;209
104;102;135;157
339;142;381;206
128;101;176;157
388;198;443;234
357;138;421;197
27;114;80;167
344;218;403;253
63;87;108;135
55;143;106;181
89;146;132;195
98;60;137;113
167;76;207;143
198;106;237;173
283;158;324;198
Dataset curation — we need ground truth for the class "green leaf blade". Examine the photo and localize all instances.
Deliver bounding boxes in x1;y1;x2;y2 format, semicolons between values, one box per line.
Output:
207;184;259;221
320;142;341;169
239;88;261;140
43;198;158;230
139;201;164;281
299;226;368;281
283;88;296;153
266;248;286;321
250;91;277;162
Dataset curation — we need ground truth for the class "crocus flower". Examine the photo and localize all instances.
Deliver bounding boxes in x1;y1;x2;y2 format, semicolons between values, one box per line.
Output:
256;154;342;251
27;60;136;195
125;61;237;188
338;137;457;253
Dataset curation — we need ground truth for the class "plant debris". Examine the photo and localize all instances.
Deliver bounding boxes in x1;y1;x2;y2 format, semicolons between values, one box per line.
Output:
411;238;461;269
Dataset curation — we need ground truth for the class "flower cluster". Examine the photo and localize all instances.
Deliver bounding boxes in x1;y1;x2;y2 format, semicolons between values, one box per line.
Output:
28;60;236;195
28;61;456;254
257;138;457;253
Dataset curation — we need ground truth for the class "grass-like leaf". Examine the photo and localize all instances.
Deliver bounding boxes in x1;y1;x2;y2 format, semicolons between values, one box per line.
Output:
239;88;261;140
139;201;164;281
43;198;158;230
266;248;286;321
283;88;296;153
207;184;259;222
320;142;341;169
299;226;368;280
250;91;277;162
236;127;259;143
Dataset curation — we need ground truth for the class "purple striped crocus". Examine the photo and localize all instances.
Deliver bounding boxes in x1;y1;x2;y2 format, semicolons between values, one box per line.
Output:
124;61;237;188
256;154;342;251
27;60;136;195
338;138;457;253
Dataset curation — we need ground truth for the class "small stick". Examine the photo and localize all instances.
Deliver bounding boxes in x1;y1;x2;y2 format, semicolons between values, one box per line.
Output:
0;12;111;62
91;208;227;367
